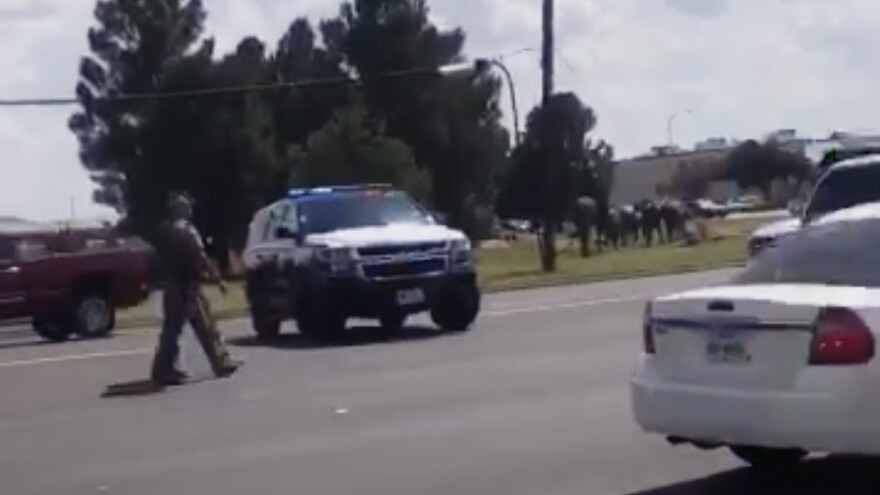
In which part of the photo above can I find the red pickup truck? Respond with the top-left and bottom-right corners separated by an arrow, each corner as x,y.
0,222 -> 153,342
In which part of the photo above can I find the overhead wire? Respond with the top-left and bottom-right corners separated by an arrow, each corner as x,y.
0,47 -> 540,108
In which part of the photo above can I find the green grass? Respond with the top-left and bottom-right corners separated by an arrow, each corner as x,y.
118,216 -> 768,328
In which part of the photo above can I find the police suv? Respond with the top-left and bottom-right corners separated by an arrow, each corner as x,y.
242,184 -> 481,342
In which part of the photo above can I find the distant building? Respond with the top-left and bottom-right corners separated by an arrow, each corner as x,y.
695,137 -> 730,151
611,148 -> 733,205
611,129 -> 880,206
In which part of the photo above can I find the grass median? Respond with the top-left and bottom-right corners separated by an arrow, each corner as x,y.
118,215 -> 770,328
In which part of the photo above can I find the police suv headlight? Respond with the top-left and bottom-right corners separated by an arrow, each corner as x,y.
450,238 -> 471,251
316,247 -> 353,263
450,238 -> 473,266
315,247 -> 355,273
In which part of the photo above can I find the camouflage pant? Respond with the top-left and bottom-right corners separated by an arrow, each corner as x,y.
151,282 -> 233,381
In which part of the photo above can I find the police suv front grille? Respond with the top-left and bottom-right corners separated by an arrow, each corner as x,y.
362,258 -> 446,280
357,242 -> 447,257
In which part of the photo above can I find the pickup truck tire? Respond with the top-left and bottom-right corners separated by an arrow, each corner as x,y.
32,315 -> 73,343
431,283 -> 481,333
72,295 -> 116,339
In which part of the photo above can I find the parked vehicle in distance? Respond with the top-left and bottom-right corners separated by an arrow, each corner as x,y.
746,153 -> 880,258
724,196 -> 764,215
242,184 -> 481,342
632,202 -> 880,469
686,198 -> 728,219
0,222 -> 153,342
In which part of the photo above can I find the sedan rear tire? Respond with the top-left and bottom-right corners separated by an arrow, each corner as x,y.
730,446 -> 807,469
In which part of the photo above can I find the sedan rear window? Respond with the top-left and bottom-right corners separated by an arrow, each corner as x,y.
733,218 -> 880,288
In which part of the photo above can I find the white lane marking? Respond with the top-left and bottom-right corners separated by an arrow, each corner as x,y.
0,349 -> 150,369
0,294 -> 649,369
482,294 -> 647,317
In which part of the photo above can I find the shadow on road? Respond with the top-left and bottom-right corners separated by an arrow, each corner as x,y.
0,338 -> 57,352
627,456 -> 880,495
229,324 -> 454,350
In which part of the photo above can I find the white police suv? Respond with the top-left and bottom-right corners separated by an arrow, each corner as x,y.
241,184 -> 480,342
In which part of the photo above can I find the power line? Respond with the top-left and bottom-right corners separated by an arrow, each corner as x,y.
0,47 -> 540,108
0,67 -> 442,107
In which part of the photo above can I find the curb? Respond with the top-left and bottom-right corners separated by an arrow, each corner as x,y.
114,260 -> 746,330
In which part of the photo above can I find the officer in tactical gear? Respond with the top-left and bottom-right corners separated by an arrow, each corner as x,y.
151,193 -> 242,386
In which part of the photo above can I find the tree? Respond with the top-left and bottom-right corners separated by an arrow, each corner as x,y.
269,18 -> 351,162
418,74 -> 509,236
296,105 -> 430,199
331,0 -> 507,232
69,0 -> 208,218
581,138 -> 615,211
498,92 -> 597,272
131,36 -> 283,272
725,140 -> 812,198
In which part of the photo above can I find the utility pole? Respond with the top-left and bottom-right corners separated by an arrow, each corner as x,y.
539,0 -> 557,272
542,0 -> 555,104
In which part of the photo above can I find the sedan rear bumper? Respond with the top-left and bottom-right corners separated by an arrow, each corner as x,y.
631,356 -> 880,455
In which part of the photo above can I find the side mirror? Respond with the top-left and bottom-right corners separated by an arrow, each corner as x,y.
275,226 -> 296,239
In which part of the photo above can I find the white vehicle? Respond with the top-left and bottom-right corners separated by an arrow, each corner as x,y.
632,202 -> 880,468
747,153 -> 880,258
242,184 -> 480,342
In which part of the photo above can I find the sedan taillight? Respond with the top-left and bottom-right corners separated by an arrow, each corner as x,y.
809,307 -> 875,366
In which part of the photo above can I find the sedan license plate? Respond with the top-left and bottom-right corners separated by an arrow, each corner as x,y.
706,333 -> 750,364
396,288 -> 425,306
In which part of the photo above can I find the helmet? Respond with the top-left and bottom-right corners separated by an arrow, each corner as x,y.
168,192 -> 194,221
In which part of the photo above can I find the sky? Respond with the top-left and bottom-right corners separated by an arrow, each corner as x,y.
1,0 -> 880,221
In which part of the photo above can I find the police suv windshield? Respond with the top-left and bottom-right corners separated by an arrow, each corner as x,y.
297,191 -> 434,234
732,218 -> 880,288
805,162 -> 880,222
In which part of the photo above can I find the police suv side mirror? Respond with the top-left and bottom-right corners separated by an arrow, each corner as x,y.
432,212 -> 449,225
275,226 -> 296,239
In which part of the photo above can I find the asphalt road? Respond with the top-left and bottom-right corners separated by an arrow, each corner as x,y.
0,268 -> 873,495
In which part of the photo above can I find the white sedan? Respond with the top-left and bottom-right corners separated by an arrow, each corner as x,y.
631,202 -> 880,469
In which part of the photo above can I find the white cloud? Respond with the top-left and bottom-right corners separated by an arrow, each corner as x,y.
2,0 -> 880,220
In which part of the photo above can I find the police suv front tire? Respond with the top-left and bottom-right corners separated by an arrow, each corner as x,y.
378,314 -> 407,338
430,282 -> 481,332
296,297 -> 346,342
252,314 -> 282,342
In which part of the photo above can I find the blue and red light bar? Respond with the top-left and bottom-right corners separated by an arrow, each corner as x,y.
286,184 -> 393,199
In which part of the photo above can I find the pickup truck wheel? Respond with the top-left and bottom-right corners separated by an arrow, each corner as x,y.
73,295 -> 116,339
431,282 -> 481,333
32,316 -> 73,343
